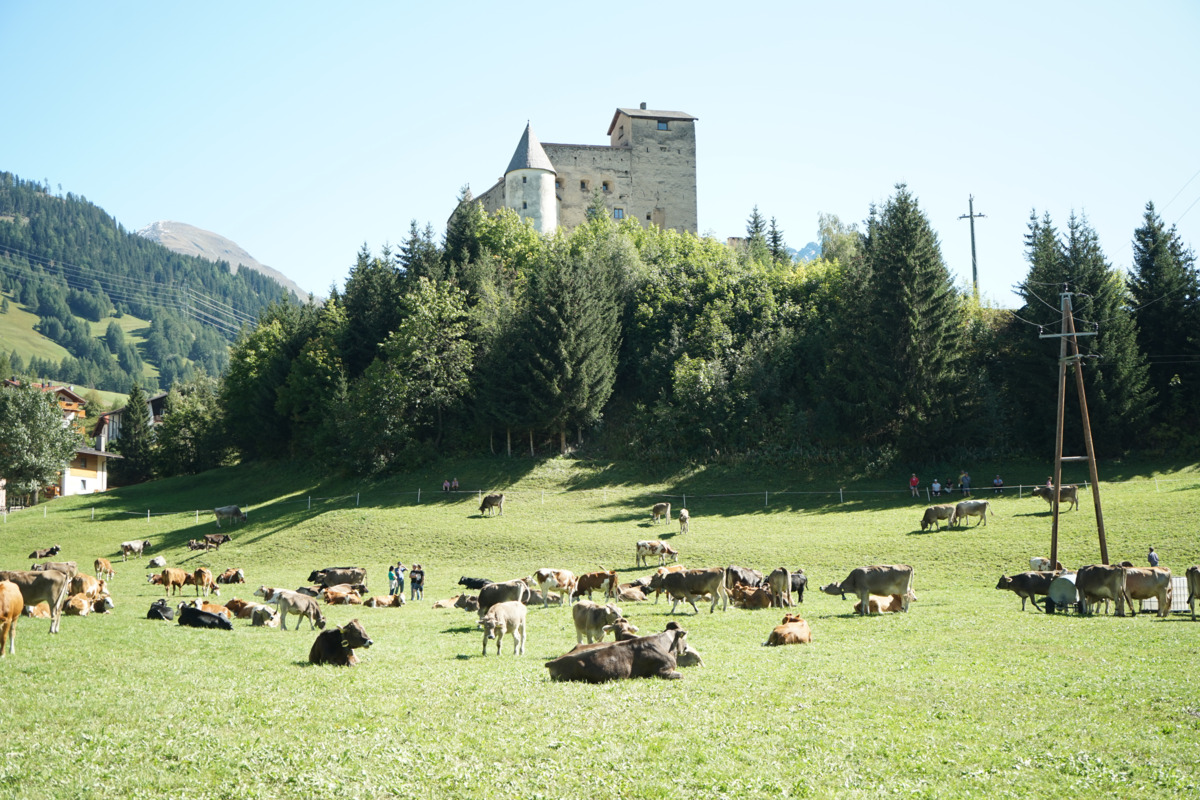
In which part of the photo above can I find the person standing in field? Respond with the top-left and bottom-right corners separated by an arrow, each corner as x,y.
1148,547 -> 1159,567
388,564 -> 398,596
395,562 -> 407,597
909,474 -> 920,497
959,471 -> 971,496
410,564 -> 425,601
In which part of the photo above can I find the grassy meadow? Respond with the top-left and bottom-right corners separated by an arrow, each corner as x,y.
1,457 -> 1198,799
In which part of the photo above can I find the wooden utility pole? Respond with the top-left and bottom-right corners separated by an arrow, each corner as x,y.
1041,288 -> 1108,567
958,195 -> 985,299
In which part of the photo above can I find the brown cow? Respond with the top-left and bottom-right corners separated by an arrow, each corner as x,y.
764,613 -> 812,646
661,567 -> 729,615
852,594 -> 912,614
767,568 -> 792,608
309,619 -> 373,666
1188,566 -> 1200,621
33,561 -> 78,579
94,558 -> 115,581
479,493 -> 505,516
364,595 -> 404,608
431,595 -> 461,609
821,565 -> 916,616
1,581 -> 22,655
216,568 -> 245,584
0,570 -> 72,634
178,600 -> 232,619
193,568 -> 219,597
572,599 -> 624,644
27,546 -> 61,559
545,624 -> 688,682
68,575 -> 108,601
323,589 -> 363,605
730,583 -> 774,609
920,505 -> 956,532
1031,484 -> 1079,511
996,572 -> 1057,611
1076,564 -> 1128,616
1124,567 -> 1172,618
526,569 -> 576,609
479,600 -> 527,656
651,502 -> 671,524
254,586 -> 326,631
161,568 -> 189,597
573,570 -> 619,601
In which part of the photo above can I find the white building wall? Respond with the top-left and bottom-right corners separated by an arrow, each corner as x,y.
505,169 -> 557,234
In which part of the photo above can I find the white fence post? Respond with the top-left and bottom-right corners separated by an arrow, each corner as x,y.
195,510 -> 198,523
356,493 -> 360,507
417,488 -> 421,503
307,496 -> 311,510
146,509 -> 150,522
764,491 -> 767,507
92,507 -> 95,521
839,488 -> 844,504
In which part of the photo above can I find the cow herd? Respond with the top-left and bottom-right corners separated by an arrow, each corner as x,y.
996,560 -> 1196,618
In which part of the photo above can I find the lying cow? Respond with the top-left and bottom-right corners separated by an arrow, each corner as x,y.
1,581 -> 22,656
27,545 -> 61,560
453,594 -> 480,613
1124,567 -> 1172,618
1189,566 -> 1200,621
730,583 -> 774,609
121,540 -> 151,561
216,568 -> 245,585
920,504 -> 956,532
572,599 -> 624,644
636,540 -> 679,568
365,595 -> 404,608
68,575 -> 108,602
308,567 -> 368,590
545,624 -> 688,682
651,502 -> 671,524
764,613 -> 812,646
309,619 -> 374,666
458,576 -> 493,591
615,584 -> 648,602
178,600 -> 231,619
1030,557 -> 1065,572
147,598 -> 175,621
213,505 -> 247,527
559,618 -> 642,656
1031,484 -> 1079,511
252,606 -> 279,627
852,594 -> 913,614
177,605 -> 233,630
186,540 -> 208,551
479,600 -> 527,656
0,569 -> 71,634
821,565 -> 915,616
33,561 -> 77,579
323,589 -> 363,605
951,500 -> 990,527
479,493 -> 505,516
996,572 -> 1057,611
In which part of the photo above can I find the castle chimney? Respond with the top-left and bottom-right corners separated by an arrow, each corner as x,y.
640,102 -> 647,109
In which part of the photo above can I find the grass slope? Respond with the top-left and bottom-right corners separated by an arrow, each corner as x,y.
1,458 -> 1198,799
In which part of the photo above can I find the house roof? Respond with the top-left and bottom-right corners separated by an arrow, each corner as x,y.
3,379 -> 88,404
77,446 -> 121,459
505,123 -> 556,175
607,107 -> 698,135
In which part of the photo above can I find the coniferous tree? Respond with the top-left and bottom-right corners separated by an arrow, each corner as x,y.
445,185 -> 485,267
767,217 -> 788,266
399,220 -> 445,283
340,244 -> 403,378
745,206 -> 769,265
112,382 -> 155,484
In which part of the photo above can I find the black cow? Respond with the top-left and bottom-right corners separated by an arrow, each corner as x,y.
147,598 -> 175,621
309,619 -> 374,666
204,533 -> 232,551
791,569 -> 808,603
725,565 -> 764,589
458,576 -> 494,591
27,546 -> 61,559
545,623 -> 688,683
177,605 -> 233,630
995,571 -> 1057,611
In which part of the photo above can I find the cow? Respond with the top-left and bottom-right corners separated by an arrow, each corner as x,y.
1188,566 -> 1200,621
193,567 -> 219,597
852,594 -> 913,614
662,567 -> 729,615
309,619 -> 374,666
452,594 -> 480,613
678,508 -> 690,534
0,569 -> 72,634
573,570 -> 619,601
160,568 -> 188,596
676,643 -> 705,667
764,613 -> 813,646
995,572 -> 1057,611
203,533 -> 233,551
559,618 -> 643,656
225,598 -> 253,617
94,558 -> 115,581
545,624 -> 689,683
1124,567 -> 1172,618
216,568 -> 245,585
730,583 -> 774,609
615,584 -> 648,602
458,576 -> 493,591
121,540 -> 151,561
255,586 -> 327,631
1031,484 -> 1079,511
651,502 -> 671,524
146,598 -> 175,621
27,545 -> 61,559
365,594 -> 404,608
767,568 -> 792,608
177,606 -> 233,630
181,600 -> 231,619
1,581 -> 22,656
920,504 -> 956,532
251,606 -> 279,627
213,505 -> 247,528
647,565 -> 689,603
307,567 -> 368,590
791,570 -> 808,604
636,540 -> 679,568
1030,557 -> 1065,572
33,561 -> 77,579
68,575 -> 108,601
572,599 -> 624,644
951,500 -> 990,527
478,579 -> 531,613
148,556 -> 167,568
479,600 -> 527,656
23,602 -> 51,618
479,493 -> 505,516
432,596 -> 462,610
323,589 -> 363,605
186,540 -> 208,551
1076,564 -> 1129,617
725,566 -> 764,589
526,569 -> 576,609
820,565 -> 916,616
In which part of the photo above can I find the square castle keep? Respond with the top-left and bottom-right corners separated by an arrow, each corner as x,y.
466,104 -> 698,235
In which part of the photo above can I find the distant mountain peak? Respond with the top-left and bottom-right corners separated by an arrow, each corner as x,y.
136,221 -> 311,301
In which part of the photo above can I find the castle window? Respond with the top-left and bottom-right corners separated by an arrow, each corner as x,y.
522,176 -> 527,183
522,201 -> 527,209
646,213 -> 652,221
613,208 -> 625,220
657,120 -> 669,130
602,181 -> 612,193
555,179 -> 562,190
580,179 -> 589,191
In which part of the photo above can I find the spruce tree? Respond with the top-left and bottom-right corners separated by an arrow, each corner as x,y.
112,382 -> 155,484
767,217 -> 789,266
399,220 -> 445,283
445,185 -> 486,267
745,206 -> 769,265
340,244 -> 404,378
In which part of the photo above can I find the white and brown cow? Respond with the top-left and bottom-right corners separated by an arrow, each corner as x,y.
636,540 -> 679,568
526,569 -> 576,609
94,558 -> 115,581
68,574 -> 108,602
573,570 -> 619,601
821,565 -> 915,616
1124,567 -> 1172,618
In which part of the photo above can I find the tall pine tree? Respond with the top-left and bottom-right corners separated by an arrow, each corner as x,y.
112,382 -> 155,485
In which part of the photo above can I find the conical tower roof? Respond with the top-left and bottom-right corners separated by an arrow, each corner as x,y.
505,123 -> 556,175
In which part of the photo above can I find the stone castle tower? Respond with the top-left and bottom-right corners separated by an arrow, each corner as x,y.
469,104 -> 698,234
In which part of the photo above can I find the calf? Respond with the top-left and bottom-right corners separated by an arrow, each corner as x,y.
0,569 -> 72,634
432,596 -> 461,610
323,589 -> 363,605
121,540 -> 151,561
193,568 -> 219,597
28,545 -> 61,559
254,586 -> 326,631
764,614 -> 812,646
479,600 -> 527,656
545,625 -> 688,683
678,508 -> 690,534
651,502 -> 671,524
730,583 -> 774,609
615,584 -> 648,602
853,594 -> 913,614
479,493 -> 505,516
309,619 -> 374,666
572,600 -> 624,644
251,605 -> 279,627
1,581 -> 22,656
573,570 -> 618,601
177,606 -> 233,630
94,558 -> 115,581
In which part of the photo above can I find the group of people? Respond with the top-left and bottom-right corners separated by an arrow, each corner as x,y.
442,478 -> 459,492
387,562 -> 425,600
910,471 -> 1007,498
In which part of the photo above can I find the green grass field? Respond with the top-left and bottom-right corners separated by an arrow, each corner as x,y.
2,458 -> 1198,799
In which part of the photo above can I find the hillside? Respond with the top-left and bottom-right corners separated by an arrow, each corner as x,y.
137,220 -> 311,302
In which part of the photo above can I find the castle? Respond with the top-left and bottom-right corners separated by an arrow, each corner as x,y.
467,104 -> 698,235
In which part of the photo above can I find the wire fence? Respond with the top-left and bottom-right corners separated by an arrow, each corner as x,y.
4,475 -> 1198,525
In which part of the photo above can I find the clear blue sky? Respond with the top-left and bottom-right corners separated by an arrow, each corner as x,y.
3,2 -> 1198,306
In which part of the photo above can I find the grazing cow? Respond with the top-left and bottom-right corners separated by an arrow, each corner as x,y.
767,568 -> 792,608
636,540 -> 679,568
186,540 -> 207,551
309,619 -> 374,666
526,569 -> 576,609
662,568 -> 729,615
1030,557 -> 1065,572
28,545 -> 61,559
307,567 -> 368,590
545,624 -> 689,683
216,568 -> 245,585
147,598 -> 175,621
178,606 -> 233,630
203,533 -> 233,551
121,540 -> 151,561
148,556 -> 167,568
452,594 -> 480,613
479,600 -> 527,656
995,572 -> 1057,611
651,502 -> 671,524
213,505 -> 247,528
1185,566 -> 1200,621
1031,484 -> 1079,511
33,561 -> 78,579
458,576 -> 493,591
255,586 -> 327,631
160,568 -> 188,596
1076,564 -> 1129,617
1124,567 -> 1172,618
573,570 -> 619,601
94,558 -> 115,581
193,568 -> 219,597
0,569 -> 72,634
820,565 -> 916,616
477,579 -> 531,613
951,500 -> 990,527
68,575 -> 107,601
479,493 -> 505,516
852,594 -> 913,614
764,614 -> 813,646
730,583 -> 774,609
678,508 -> 690,534
725,566 -> 764,589
1,581 -> 22,656
920,505 -> 956,532
791,570 -> 808,603
365,594 -> 404,608
572,600 -> 624,644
